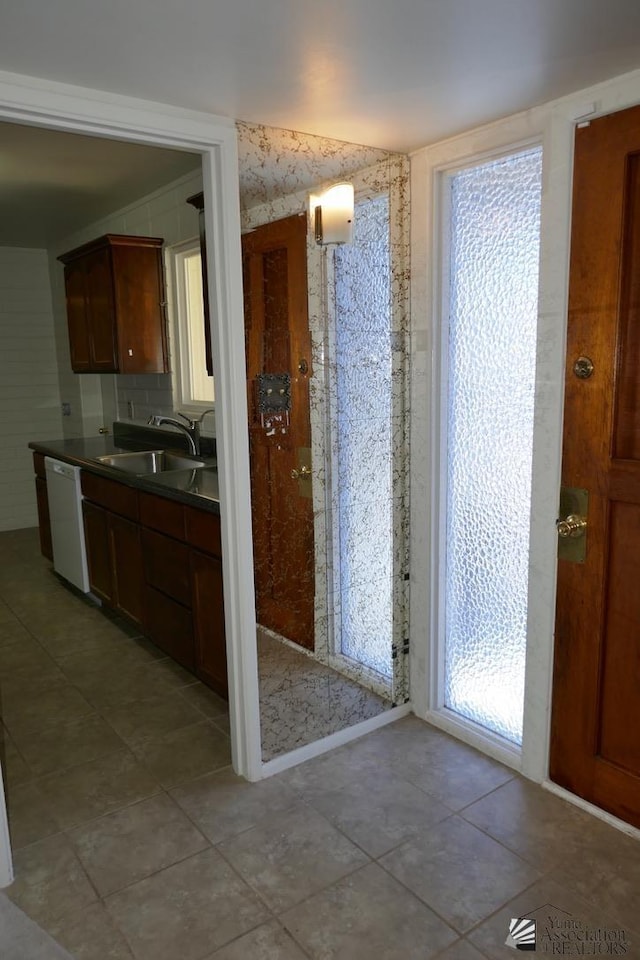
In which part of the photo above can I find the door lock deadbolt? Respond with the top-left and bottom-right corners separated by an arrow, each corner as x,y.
573,356 -> 594,379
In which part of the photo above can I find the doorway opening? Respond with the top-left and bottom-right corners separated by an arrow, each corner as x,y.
241,152 -> 411,762
439,146 -> 542,746
0,80 -> 255,900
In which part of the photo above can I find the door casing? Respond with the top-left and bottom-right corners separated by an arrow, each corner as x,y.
410,70 -> 640,805
0,67 -> 259,887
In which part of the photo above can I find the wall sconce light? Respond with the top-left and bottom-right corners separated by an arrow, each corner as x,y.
310,182 -> 354,245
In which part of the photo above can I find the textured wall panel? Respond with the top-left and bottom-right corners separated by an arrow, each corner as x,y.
334,196 -> 393,678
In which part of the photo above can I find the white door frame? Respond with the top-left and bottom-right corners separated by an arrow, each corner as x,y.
428,137 -> 544,774
409,67 -> 640,793
0,69 -> 262,886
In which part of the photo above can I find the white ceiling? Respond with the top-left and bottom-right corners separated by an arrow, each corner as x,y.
0,124 -> 201,247
1,0 -> 640,153
0,120 -> 396,248
3,0 -> 640,247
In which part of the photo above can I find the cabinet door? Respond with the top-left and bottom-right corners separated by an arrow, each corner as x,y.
35,477 -> 53,562
64,261 -> 91,372
111,244 -> 168,374
142,528 -> 191,605
145,586 -> 195,669
110,514 -> 145,627
191,549 -> 227,698
83,501 -> 113,603
84,248 -> 118,371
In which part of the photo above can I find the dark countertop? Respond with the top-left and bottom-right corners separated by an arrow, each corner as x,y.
29,435 -> 221,514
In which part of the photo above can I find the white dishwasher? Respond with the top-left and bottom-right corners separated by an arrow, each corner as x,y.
44,457 -> 90,593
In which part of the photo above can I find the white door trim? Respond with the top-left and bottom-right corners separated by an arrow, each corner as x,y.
0,68 -> 262,883
409,67 -> 640,793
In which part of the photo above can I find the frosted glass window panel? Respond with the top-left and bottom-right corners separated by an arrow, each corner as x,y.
444,148 -> 542,744
334,195 -> 393,678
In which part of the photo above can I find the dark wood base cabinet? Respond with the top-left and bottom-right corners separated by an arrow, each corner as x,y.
82,500 -> 112,604
142,527 -> 194,668
33,453 -> 53,562
145,587 -> 195,669
110,514 -> 145,625
80,473 -> 227,698
81,473 -> 145,627
139,491 -> 227,698
191,550 -> 227,696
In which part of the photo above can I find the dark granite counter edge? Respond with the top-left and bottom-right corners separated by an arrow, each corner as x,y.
29,438 -> 221,515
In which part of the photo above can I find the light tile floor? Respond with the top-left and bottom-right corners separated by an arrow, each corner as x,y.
1,529 -> 640,959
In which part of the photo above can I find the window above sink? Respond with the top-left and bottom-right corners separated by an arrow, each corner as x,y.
167,239 -> 215,419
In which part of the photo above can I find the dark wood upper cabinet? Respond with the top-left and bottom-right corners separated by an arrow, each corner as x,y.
186,192 -> 213,377
58,234 -> 169,375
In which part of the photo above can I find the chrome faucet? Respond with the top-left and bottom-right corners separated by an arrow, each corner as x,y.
147,409 -> 214,457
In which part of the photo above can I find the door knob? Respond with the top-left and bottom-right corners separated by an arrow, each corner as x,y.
291,465 -> 312,480
556,514 -> 587,538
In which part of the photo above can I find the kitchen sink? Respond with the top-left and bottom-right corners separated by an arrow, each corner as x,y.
93,450 -> 206,475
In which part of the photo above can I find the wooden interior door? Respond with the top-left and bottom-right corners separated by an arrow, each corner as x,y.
550,104 -> 640,828
242,214 -> 315,649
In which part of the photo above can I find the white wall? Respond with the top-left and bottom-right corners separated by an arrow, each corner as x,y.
0,247 -> 62,530
48,168 -> 203,437
410,67 -> 640,784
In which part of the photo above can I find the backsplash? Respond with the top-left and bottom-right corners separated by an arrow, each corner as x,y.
112,420 -> 216,457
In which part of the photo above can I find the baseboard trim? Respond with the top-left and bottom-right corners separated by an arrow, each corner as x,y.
422,708 -> 523,773
257,702 -> 412,779
543,780 -> 640,841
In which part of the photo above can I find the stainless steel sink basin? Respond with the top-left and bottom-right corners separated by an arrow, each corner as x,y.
93,450 -> 206,475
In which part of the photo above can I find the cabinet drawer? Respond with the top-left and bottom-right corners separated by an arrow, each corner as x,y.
145,587 -> 194,669
139,491 -> 185,540
81,471 -> 139,520
185,506 -> 221,557
142,528 -> 191,606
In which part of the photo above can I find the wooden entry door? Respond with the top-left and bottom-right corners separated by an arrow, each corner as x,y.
550,105 -> 640,828
242,214 -> 315,650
